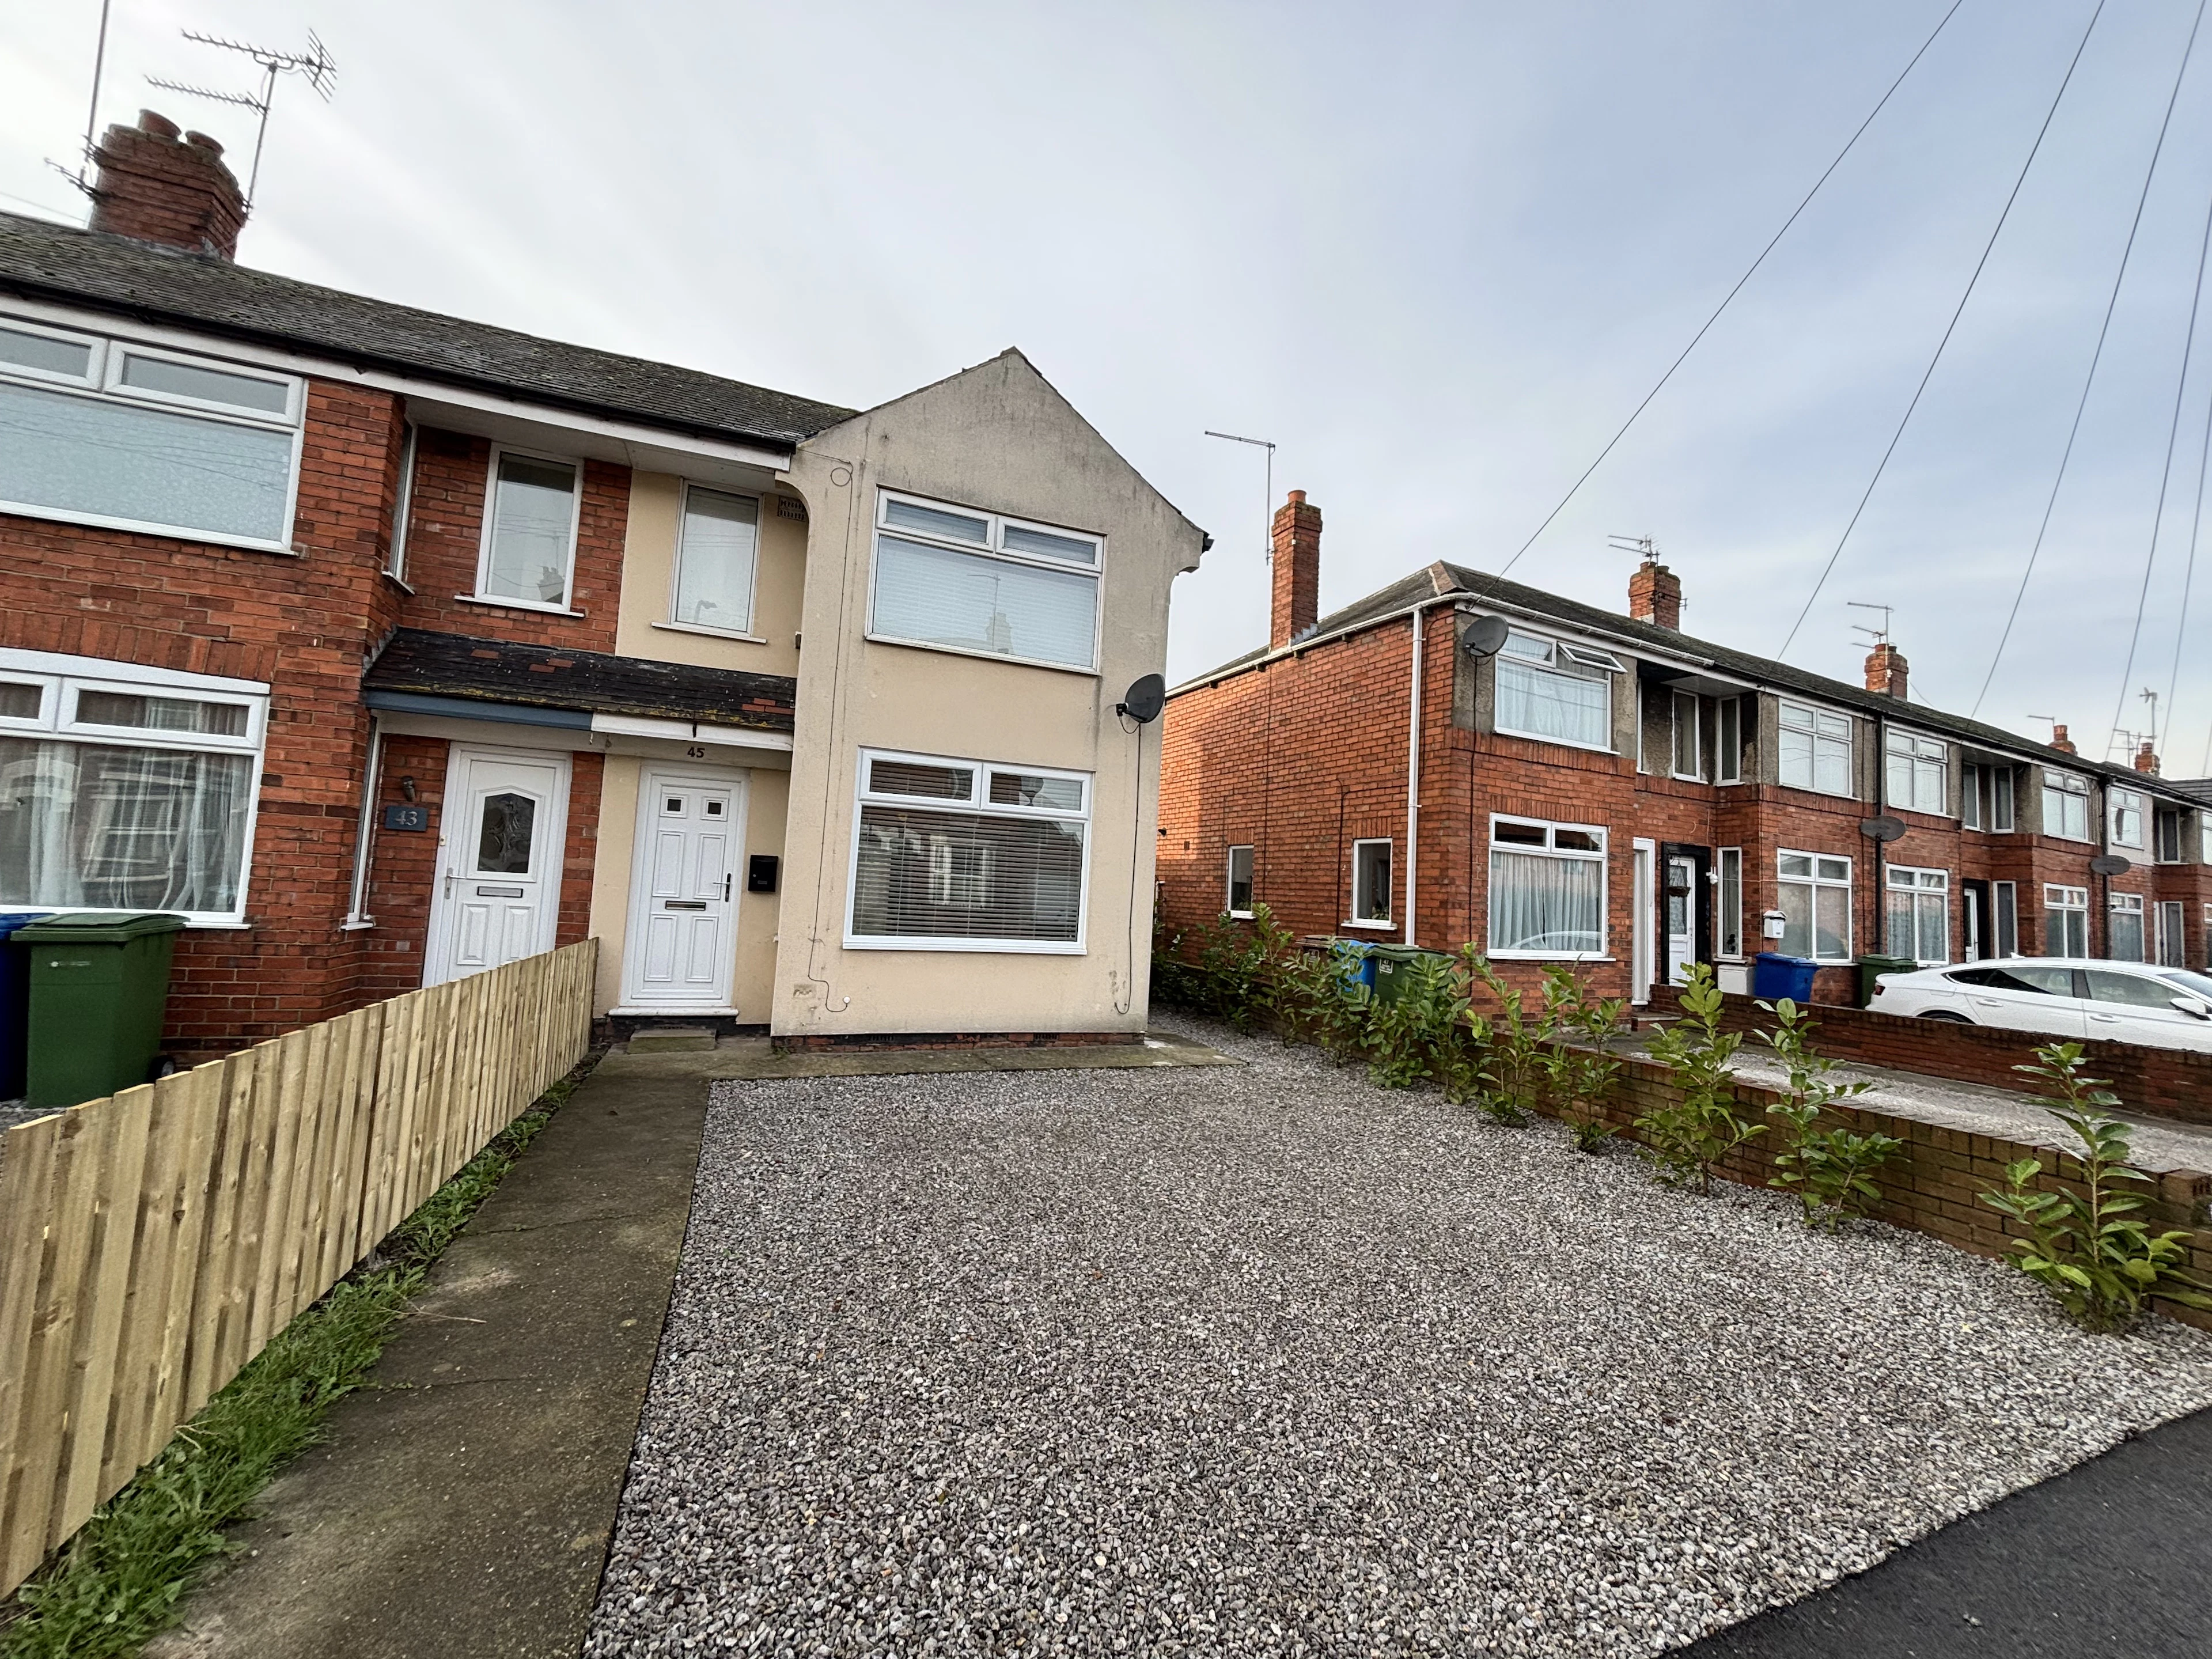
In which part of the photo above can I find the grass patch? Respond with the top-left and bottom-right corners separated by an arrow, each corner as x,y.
0,1055 -> 599,1659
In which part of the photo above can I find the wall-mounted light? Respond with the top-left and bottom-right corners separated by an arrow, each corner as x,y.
400,775 -> 418,802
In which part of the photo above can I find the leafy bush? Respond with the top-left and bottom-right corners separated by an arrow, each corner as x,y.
1363,949 -> 1484,1096
1469,958 -> 1546,1124
1978,1044 -> 2212,1334
1637,964 -> 1762,1192
1153,905 -> 1300,1031
1759,997 -> 1897,1230
1537,965 -> 1628,1153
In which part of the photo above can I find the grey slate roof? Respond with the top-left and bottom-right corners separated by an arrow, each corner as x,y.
0,211 -> 855,448
1177,558 -> 2200,801
363,630 -> 796,732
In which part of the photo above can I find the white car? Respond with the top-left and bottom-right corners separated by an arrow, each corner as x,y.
1865,958 -> 2212,1053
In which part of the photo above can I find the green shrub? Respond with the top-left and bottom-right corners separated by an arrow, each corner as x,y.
1468,958 -> 1547,1124
1277,944 -> 1375,1060
1978,1044 -> 2212,1334
1637,965 -> 1762,1192
1758,997 -> 1897,1230
1364,950 -> 1482,1094
1538,965 -> 1628,1153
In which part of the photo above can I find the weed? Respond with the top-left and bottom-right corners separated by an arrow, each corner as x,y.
1758,998 -> 1897,1230
1978,1044 -> 2212,1334
1636,965 -> 1761,1193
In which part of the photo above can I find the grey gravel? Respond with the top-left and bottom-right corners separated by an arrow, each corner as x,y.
586,1016 -> 2212,1657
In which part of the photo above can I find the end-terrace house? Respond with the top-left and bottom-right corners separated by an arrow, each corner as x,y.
0,112 -> 1203,1059
1160,491 -> 2212,1006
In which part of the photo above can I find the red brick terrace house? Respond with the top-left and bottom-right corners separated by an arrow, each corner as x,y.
0,113 -> 1203,1063
1158,491 -> 2212,1009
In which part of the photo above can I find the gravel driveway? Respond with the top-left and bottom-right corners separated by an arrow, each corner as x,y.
586,1018 -> 2212,1657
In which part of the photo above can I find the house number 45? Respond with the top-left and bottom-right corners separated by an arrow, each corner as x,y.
685,745 -> 706,758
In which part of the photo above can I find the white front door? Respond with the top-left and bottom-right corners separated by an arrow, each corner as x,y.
620,768 -> 744,1010
1665,855 -> 1696,986
426,748 -> 570,986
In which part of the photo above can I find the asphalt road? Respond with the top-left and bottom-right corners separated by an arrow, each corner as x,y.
1684,1404 -> 2212,1658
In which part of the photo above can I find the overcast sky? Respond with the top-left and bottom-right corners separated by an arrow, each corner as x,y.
7,1 -> 2212,770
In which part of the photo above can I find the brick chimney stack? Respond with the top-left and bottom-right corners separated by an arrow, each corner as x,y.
1270,490 -> 1322,650
2134,740 -> 2160,775
1627,559 -> 1681,630
2051,723 -> 2077,755
1864,642 -> 1908,700
88,111 -> 248,260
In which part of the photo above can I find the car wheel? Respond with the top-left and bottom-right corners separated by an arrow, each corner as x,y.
1917,1010 -> 1971,1024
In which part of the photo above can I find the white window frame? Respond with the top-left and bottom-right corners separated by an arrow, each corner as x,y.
1777,700 -> 1855,798
1492,629 -> 1620,754
385,422 -> 417,581
843,746 -> 1092,954
1486,815 -> 1608,961
2108,891 -> 2147,963
1226,844 -> 1255,919
2042,770 -> 2091,842
1884,728 -> 1949,816
664,481 -> 764,640
2156,899 -> 2186,968
0,645 -> 270,927
1884,864 -> 1950,966
470,444 -> 586,613
2044,884 -> 2089,957
1717,846 -> 1744,959
2153,804 -> 2186,864
1715,696 -> 1743,785
1349,838 -> 1395,929
1994,880 -> 2019,958
0,311 -> 305,555
1671,691 -> 1702,780
1777,849 -> 1854,963
866,489 -> 1105,675
2108,786 -> 2146,851
2204,902 -> 2211,972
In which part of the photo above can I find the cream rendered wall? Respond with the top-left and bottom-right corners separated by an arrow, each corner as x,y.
615,471 -> 808,676
771,350 -> 1205,1037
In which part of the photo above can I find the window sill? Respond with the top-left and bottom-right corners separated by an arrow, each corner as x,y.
651,620 -> 768,645
1490,952 -> 1614,963
340,918 -> 377,931
453,594 -> 586,619
1777,783 -> 1862,802
0,496 -> 298,556
1341,919 -> 1396,932
1227,910 -> 1255,921
381,570 -> 415,595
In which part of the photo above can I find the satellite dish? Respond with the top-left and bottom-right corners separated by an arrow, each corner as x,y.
1117,673 -> 1166,724
1859,815 -> 1907,843
2090,854 -> 2132,877
1461,615 -> 1510,657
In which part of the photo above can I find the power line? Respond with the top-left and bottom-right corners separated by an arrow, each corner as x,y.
1973,0 -> 2204,717
1494,0 -> 1971,579
1780,0 -> 2110,661
2179,350 -> 2212,767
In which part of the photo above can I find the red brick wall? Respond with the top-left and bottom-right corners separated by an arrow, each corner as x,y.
559,752 -> 604,947
355,734 -> 449,1003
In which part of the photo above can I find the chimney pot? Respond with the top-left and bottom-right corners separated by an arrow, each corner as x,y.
88,109 -> 248,260
138,109 -> 180,139
1269,490 -> 1323,651
2051,722 -> 2077,755
1864,642 -> 1909,701
1627,559 -> 1682,630
183,131 -> 224,156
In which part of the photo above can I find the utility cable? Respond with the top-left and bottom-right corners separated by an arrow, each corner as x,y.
2101,0 -> 2209,756
1781,0 -> 2109,661
2171,334 -> 2212,772
1973,0 -> 2203,715
1494,0 -> 1971,578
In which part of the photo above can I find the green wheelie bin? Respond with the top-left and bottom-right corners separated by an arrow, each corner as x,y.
1368,944 -> 1456,1006
20,912 -> 187,1109
1855,953 -> 1918,1009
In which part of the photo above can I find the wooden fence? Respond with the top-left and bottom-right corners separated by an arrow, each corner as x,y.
0,940 -> 597,1596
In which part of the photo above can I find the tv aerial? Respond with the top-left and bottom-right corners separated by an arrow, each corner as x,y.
146,29 -> 338,204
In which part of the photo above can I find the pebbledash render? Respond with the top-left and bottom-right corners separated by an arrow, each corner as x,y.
0,111 -> 1205,1060
1158,491 -> 2212,1009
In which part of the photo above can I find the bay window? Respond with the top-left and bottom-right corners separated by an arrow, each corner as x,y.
1884,729 -> 1947,815
1778,702 -> 1854,796
2041,771 -> 2090,841
1488,817 -> 1607,958
1494,631 -> 1620,751
0,315 -> 302,551
1777,851 -> 1852,961
1884,866 -> 1949,965
847,749 -> 1089,950
2044,885 -> 2088,956
0,650 -> 267,925
869,491 -> 1102,672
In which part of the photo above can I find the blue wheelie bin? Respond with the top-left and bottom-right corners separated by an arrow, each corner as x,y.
1752,951 -> 1818,1004
0,911 -> 50,1100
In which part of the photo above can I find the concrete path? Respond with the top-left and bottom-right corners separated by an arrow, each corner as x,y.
1684,1405 -> 2212,1658
146,1048 -> 709,1659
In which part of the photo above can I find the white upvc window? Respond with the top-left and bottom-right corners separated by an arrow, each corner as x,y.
1493,630 -> 1621,752
1715,696 -> 1743,784
2154,806 -> 2184,863
2156,899 -> 2186,968
0,647 -> 268,926
1717,846 -> 1744,958
1349,839 -> 1393,927
2203,816 -> 2212,865
2108,786 -> 2146,850
868,491 -> 1103,673
1777,850 -> 1853,962
2108,892 -> 2146,963
1885,729 -> 1948,815
1488,816 -> 1607,959
386,422 -> 416,580
1963,763 -> 2016,831
1226,844 -> 1255,918
2044,884 -> 2088,956
2042,770 -> 2090,842
1778,700 -> 1854,797
1671,691 -> 1701,779
846,748 -> 1090,952
670,484 -> 762,636
2204,902 -> 2211,971
1884,865 -> 1949,965
0,313 -> 304,552
475,446 -> 583,611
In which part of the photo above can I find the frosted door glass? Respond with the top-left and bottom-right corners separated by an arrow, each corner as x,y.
483,456 -> 577,604
675,489 -> 759,631
872,535 -> 1097,669
0,381 -> 292,541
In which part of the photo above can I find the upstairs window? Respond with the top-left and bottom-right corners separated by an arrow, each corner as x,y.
1963,763 -> 2015,831
2108,786 -> 2146,850
1885,729 -> 1948,815
0,315 -> 303,551
869,491 -> 1102,672
2042,771 -> 2090,842
1671,691 -> 1701,779
1778,702 -> 1854,797
2154,806 -> 2184,863
476,449 -> 581,609
1494,630 -> 1619,751
671,486 -> 760,635
1715,696 -> 1743,784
